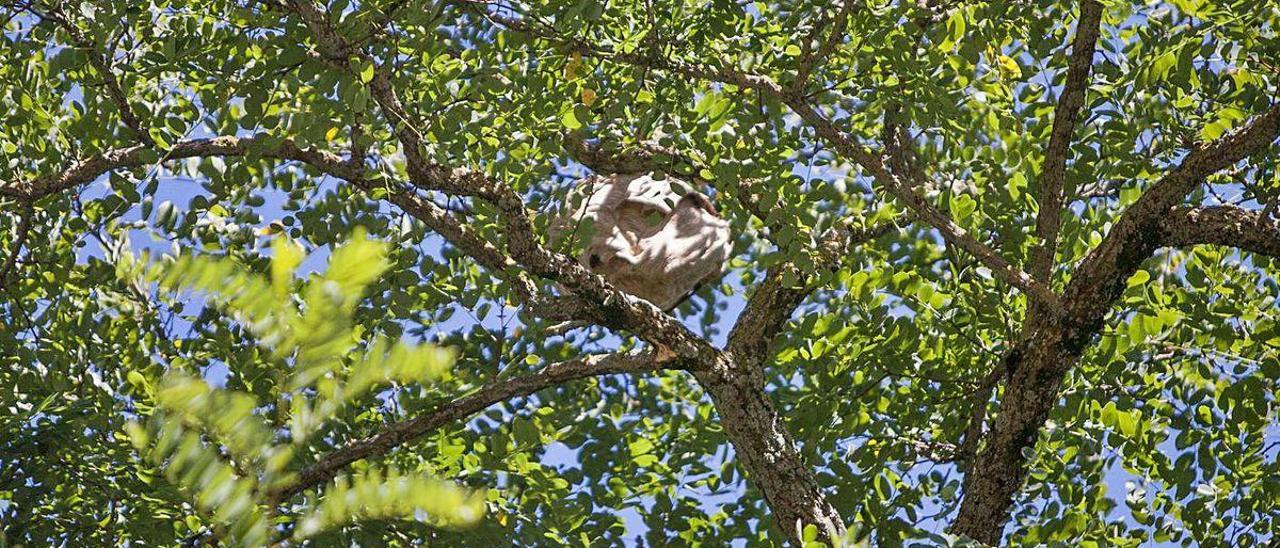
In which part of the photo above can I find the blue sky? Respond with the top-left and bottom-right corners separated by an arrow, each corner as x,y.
9,2 -> 1277,543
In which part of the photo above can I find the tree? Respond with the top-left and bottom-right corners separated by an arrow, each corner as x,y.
1,0 -> 1277,545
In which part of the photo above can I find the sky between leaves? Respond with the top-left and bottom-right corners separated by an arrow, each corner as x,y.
2,0 -> 1279,545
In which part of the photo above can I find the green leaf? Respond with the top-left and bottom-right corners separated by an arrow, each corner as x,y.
628,438 -> 654,457
1200,107 -> 1248,142
1127,270 -> 1151,288
939,9 -> 967,51
561,107 -> 582,129
514,418 -> 541,447
952,195 -> 977,223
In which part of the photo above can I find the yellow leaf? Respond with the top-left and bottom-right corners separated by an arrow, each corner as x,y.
997,55 -> 1021,79
581,88 -> 597,106
325,127 -> 340,142
564,53 -> 582,80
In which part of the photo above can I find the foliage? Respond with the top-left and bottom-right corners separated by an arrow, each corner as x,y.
116,232 -> 481,545
0,0 -> 1278,546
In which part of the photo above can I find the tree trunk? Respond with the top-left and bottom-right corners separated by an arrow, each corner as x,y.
951,322 -> 1073,544
695,363 -> 845,545
953,241 -> 1150,543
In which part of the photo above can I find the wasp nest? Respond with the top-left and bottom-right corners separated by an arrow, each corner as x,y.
552,173 -> 733,310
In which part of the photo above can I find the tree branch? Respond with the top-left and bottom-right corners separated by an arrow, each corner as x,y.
561,131 -> 689,175
728,220 -> 897,362
785,99 -> 1067,316
0,135 -> 360,200
38,4 -> 153,145
955,367 -> 1001,470
0,132 -> 706,359
0,131 -> 529,298
791,0 -> 855,94
284,0 -> 718,360
1064,103 -> 1280,324
0,201 -> 34,289
881,104 -> 921,181
541,127 -> 858,543
1027,0 -> 1104,284
267,351 -> 679,504
694,362 -> 846,544
564,129 -> 902,371
1158,205 -> 1280,257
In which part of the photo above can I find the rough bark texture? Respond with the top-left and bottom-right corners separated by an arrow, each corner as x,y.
695,363 -> 845,544
1158,205 -> 1280,257
718,276 -> 842,544
1027,0 -> 1104,284
951,202 -> 1280,543
707,221 -> 895,545
951,321 -> 1074,544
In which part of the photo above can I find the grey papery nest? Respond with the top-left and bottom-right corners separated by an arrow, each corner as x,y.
551,173 -> 733,310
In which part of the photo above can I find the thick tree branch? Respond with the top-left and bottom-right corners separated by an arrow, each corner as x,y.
565,131 -> 901,370
1065,103 -> 1280,324
1027,0 -> 1103,284
694,362 -> 846,544
267,351 -> 678,504
727,266 -> 809,362
555,130 -> 853,543
1158,205 -> 1280,257
565,131 -> 903,363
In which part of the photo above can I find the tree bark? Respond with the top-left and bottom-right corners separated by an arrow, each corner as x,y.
1027,0 -> 1104,283
951,320 -> 1075,544
696,362 -> 845,545
1158,206 -> 1280,257
953,219 -> 1163,543
952,201 -> 1280,543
